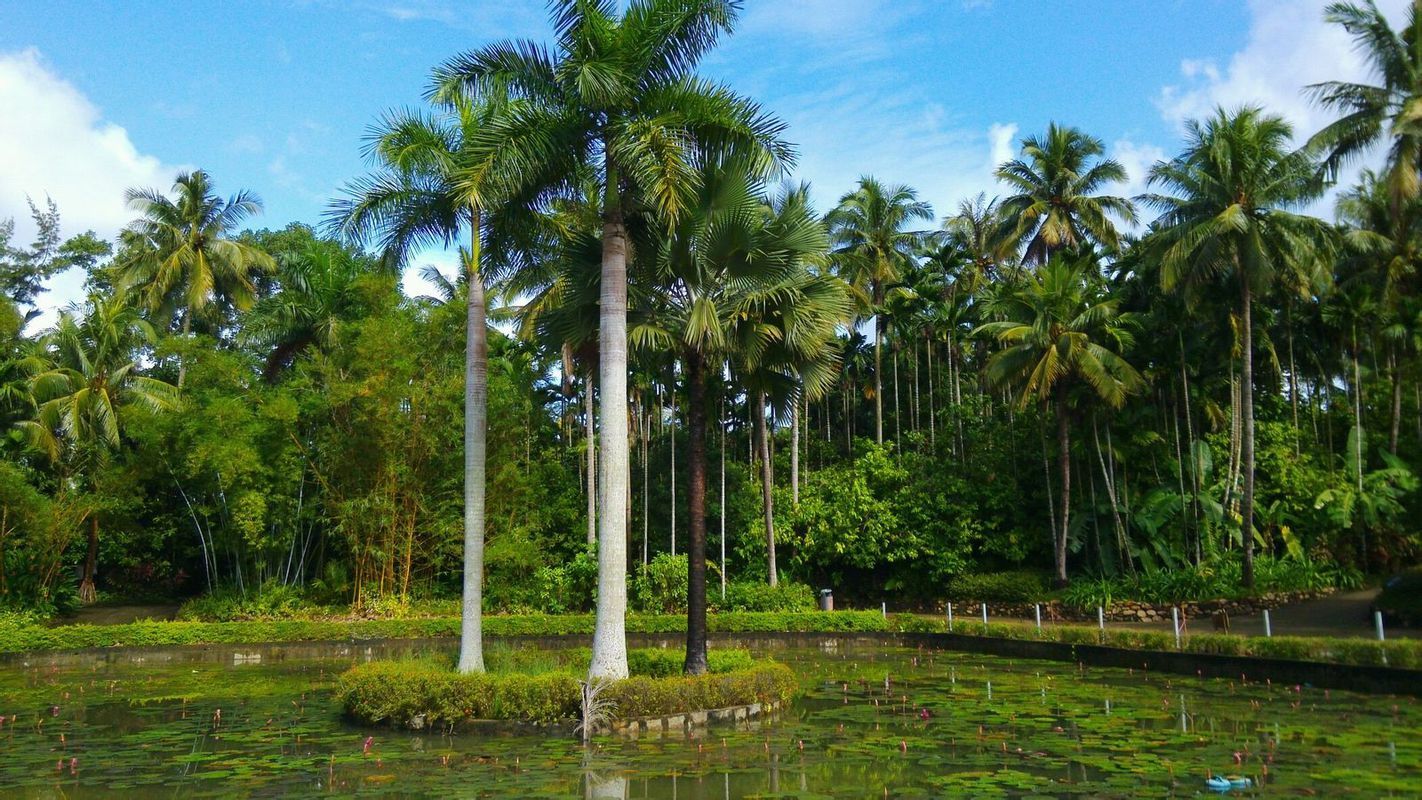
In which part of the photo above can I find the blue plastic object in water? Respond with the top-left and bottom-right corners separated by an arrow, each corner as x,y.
1206,776 -> 1233,792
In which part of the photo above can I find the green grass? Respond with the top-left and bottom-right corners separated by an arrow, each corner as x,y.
0,610 -> 888,654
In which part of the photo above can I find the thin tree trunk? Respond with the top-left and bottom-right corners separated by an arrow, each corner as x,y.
589,170 -> 630,681
892,347 -> 901,449
1287,304 -> 1300,455
1389,348 -> 1402,455
79,514 -> 99,605
643,405 -> 650,566
1055,388 -> 1071,587
457,216 -> 488,673
586,378 -> 596,546
670,393 -> 677,556
177,313 -> 191,390
927,336 -> 936,449
1239,280 -> 1256,589
684,351 -> 709,675
755,392 -> 778,586
874,297 -> 884,445
719,394 -> 727,599
791,390 -> 800,506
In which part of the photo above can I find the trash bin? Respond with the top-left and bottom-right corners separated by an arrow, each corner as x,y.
818,589 -> 833,612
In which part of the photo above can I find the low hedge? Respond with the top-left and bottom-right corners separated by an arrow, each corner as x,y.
336,658 -> 798,728
890,614 -> 1422,668
0,610 -> 887,654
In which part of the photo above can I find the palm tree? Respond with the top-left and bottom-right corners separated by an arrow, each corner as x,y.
977,257 -> 1143,585
995,124 -> 1137,264
19,293 -> 178,603
635,169 -> 838,672
433,0 -> 793,680
827,178 -> 933,446
1309,0 -> 1422,211
243,240 -> 379,380
330,93 -> 507,674
1141,106 -> 1331,588
118,170 -> 274,386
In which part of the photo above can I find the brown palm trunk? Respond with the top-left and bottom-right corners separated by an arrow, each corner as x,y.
80,514 -> 99,604
1239,279 -> 1256,589
1055,388 -> 1071,588
1389,348 -> 1402,455
683,350 -> 709,675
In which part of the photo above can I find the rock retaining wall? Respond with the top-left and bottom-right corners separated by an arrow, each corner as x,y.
603,700 -> 779,738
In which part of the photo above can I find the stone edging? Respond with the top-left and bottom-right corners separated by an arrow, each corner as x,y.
602,700 -> 780,738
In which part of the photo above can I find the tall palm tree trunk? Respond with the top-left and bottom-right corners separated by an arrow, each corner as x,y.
79,514 -> 99,604
458,221 -> 487,674
874,306 -> 884,445
590,176 -> 630,681
683,350 -> 709,675
1239,280 -> 1257,589
1389,348 -> 1402,455
586,379 -> 596,546
791,391 -> 800,505
1055,388 -> 1071,587
176,313 -> 192,390
755,392 -> 778,586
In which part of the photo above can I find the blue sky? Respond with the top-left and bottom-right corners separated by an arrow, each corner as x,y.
0,0 -> 1403,319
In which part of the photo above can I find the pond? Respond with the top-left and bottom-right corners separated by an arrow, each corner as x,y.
0,634 -> 1418,797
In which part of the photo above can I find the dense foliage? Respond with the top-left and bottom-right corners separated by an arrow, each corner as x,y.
1,0 -> 1419,632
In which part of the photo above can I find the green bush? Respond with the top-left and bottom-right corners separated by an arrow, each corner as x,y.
633,553 -> 688,613
177,582 -> 325,621
710,581 -> 816,613
945,571 -> 1051,602
336,658 -> 797,728
625,648 -> 755,677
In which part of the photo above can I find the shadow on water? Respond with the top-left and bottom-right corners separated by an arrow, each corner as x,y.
0,634 -> 1418,797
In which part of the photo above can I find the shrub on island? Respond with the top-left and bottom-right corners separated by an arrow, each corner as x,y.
335,649 -> 797,729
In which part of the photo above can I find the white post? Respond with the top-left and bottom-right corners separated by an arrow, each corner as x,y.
946,602 -> 953,628
881,601 -> 887,620
1034,604 -> 1041,632
981,604 -> 988,630
1375,610 -> 1386,642
1263,609 -> 1272,638
1171,607 -> 1181,650
1097,605 -> 1105,632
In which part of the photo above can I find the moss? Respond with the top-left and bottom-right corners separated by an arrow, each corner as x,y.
335,655 -> 798,728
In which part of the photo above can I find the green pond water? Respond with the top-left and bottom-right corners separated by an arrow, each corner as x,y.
0,635 -> 1418,798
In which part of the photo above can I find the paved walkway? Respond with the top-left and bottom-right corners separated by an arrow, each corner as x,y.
1095,589 -> 1417,640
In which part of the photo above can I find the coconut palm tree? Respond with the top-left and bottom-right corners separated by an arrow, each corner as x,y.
1309,0 -> 1422,211
827,178 -> 933,446
433,0 -> 793,680
118,170 -> 274,386
1141,106 -> 1332,588
995,124 -> 1137,264
330,92 -> 508,674
977,257 -> 1143,585
19,293 -> 178,603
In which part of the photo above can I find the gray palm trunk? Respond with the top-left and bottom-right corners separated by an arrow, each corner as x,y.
1238,278 -> 1256,588
589,179 -> 630,680
458,227 -> 488,674
586,379 -> 596,546
755,392 -> 778,586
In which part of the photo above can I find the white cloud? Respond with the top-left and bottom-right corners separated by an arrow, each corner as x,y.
0,48 -> 183,324
1156,0 -> 1409,139
1108,139 -> 1167,229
